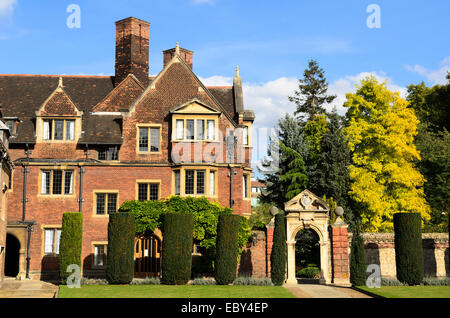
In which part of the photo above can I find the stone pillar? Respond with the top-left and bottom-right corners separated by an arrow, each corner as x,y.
286,241 -> 297,284
331,217 -> 351,286
265,219 -> 275,277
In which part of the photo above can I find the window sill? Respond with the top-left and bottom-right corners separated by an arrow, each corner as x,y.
37,194 -> 76,199
137,151 -> 162,155
171,140 -> 220,143
39,140 -> 77,143
92,214 -> 110,218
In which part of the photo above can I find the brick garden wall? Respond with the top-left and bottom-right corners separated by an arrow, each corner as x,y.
237,230 -> 267,278
349,233 -> 450,278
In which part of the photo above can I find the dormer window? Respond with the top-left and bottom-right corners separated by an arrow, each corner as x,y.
98,146 -> 119,161
7,121 -> 14,134
43,119 -> 75,141
173,117 -> 216,142
3,118 -> 18,136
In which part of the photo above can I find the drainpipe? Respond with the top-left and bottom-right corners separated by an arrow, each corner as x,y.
21,164 -> 29,222
24,221 -> 36,279
78,164 -> 84,213
20,145 -> 34,279
229,165 -> 235,208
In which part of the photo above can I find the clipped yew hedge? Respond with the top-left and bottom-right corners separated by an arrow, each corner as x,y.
59,212 -> 83,284
394,213 -> 424,285
350,229 -> 366,286
215,214 -> 240,285
270,211 -> 286,286
161,213 -> 193,285
106,213 -> 136,284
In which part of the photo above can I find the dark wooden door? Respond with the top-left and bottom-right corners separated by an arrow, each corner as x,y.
134,235 -> 161,278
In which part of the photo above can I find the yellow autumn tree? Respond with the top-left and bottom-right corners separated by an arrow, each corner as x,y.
344,76 -> 430,232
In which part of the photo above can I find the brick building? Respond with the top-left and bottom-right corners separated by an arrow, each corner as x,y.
0,118 -> 14,283
0,17 -> 254,280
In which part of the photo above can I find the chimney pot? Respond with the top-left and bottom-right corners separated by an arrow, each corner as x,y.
115,17 -> 150,87
163,45 -> 194,70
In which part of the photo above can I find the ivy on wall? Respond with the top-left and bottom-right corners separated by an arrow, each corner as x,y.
119,196 -> 251,262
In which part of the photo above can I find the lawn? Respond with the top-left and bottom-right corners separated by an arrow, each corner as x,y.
58,285 -> 296,298
357,286 -> 450,298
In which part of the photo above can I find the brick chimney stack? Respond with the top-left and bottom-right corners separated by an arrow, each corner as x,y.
163,44 -> 194,70
115,17 -> 150,87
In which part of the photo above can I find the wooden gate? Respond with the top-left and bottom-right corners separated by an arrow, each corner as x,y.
134,235 -> 161,278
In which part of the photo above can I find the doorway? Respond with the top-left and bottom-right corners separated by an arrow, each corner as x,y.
134,234 -> 161,278
5,234 -> 20,277
295,228 -> 321,283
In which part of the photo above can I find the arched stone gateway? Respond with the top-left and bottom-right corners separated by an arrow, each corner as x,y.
284,190 -> 331,284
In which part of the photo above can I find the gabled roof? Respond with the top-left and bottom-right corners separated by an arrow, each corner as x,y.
37,77 -> 82,117
92,74 -> 145,113
169,98 -> 221,114
0,75 -> 115,144
129,53 -> 238,127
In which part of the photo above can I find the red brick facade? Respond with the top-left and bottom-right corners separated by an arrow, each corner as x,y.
331,223 -> 350,284
1,17 -> 254,280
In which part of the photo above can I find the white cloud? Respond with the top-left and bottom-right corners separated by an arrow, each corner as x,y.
0,0 -> 17,18
199,75 -> 232,86
201,72 -> 406,172
405,56 -> 450,85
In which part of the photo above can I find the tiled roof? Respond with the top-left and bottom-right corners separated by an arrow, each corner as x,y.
0,69 -> 242,144
207,86 -> 236,121
0,75 -> 114,143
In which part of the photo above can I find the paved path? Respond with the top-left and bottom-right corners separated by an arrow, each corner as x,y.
0,277 -> 58,298
284,284 -> 371,298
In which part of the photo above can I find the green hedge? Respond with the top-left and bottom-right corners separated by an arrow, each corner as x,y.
349,229 -> 366,286
59,212 -> 83,284
393,213 -> 424,285
161,213 -> 193,285
215,214 -> 240,285
270,212 -> 286,286
119,197 -> 251,269
106,213 -> 136,284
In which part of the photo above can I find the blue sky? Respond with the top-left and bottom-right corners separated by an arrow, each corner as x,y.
1,0 -> 449,166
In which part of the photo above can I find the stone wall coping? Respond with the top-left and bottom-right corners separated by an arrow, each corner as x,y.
348,232 -> 449,244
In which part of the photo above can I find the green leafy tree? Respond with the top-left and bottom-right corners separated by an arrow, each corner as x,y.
249,203 -> 275,230
313,110 -> 354,227
59,212 -> 83,284
415,125 -> 450,232
407,78 -> 450,232
260,114 -> 309,208
119,196 -> 250,270
344,76 -> 430,232
407,74 -> 450,132
289,59 -> 336,121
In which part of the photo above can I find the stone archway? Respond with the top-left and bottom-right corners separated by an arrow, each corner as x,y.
284,190 -> 331,284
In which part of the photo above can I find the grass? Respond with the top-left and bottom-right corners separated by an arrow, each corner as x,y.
58,285 -> 296,298
357,286 -> 450,298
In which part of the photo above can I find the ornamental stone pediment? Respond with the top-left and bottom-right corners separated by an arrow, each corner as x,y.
284,189 -> 329,213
